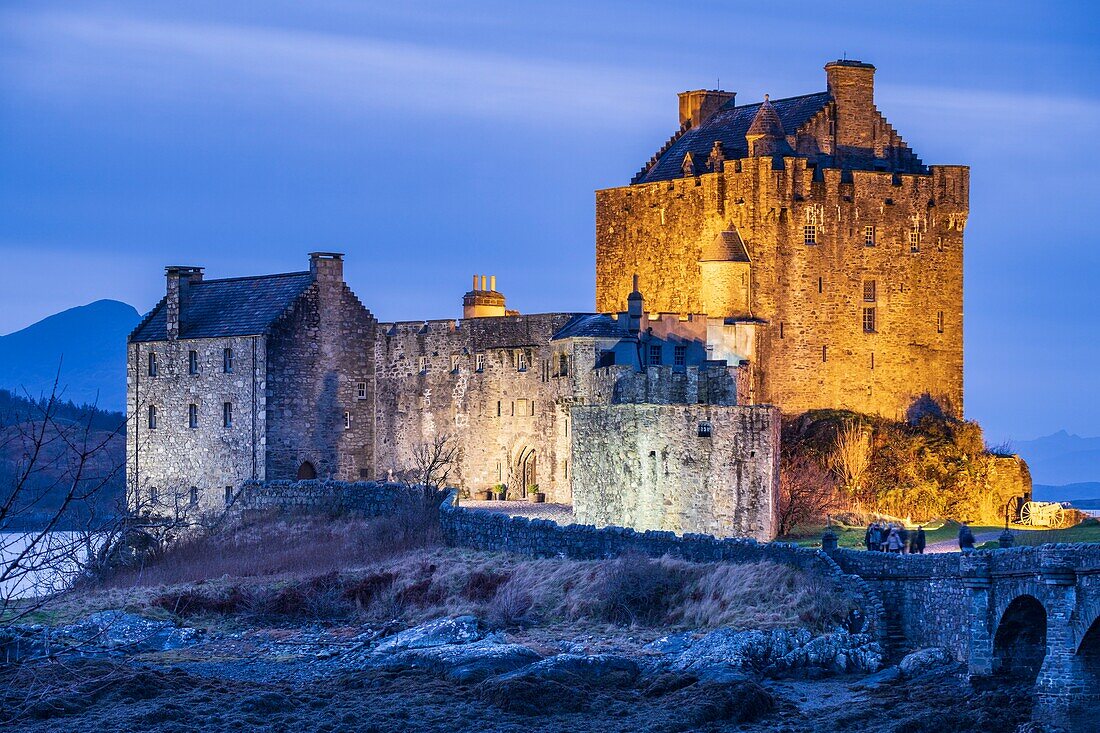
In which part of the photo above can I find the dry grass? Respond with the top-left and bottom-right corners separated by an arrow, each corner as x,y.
76,513 -> 857,633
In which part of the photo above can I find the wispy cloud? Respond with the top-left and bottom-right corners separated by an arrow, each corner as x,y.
1,9 -> 675,129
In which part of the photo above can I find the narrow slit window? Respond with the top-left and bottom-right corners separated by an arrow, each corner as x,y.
188,403 -> 198,429
822,345 -> 828,362
223,401 -> 232,428
148,405 -> 157,430
148,351 -> 158,377
475,353 -> 485,372
188,350 -> 198,375
864,280 -> 876,302
223,347 -> 233,373
451,355 -> 460,373
937,311 -> 945,334
344,411 -> 352,429
189,486 -> 199,507
559,353 -> 569,376
909,226 -> 921,253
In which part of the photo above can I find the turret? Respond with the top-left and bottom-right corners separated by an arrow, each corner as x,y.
699,229 -> 751,318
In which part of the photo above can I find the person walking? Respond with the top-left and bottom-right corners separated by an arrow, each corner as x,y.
886,526 -> 903,553
912,525 -> 927,554
869,523 -> 882,551
958,522 -> 976,553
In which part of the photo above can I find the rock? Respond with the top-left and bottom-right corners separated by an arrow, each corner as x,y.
373,615 -> 481,653
668,626 -> 882,678
898,647 -> 953,678
644,632 -> 695,655
53,610 -> 201,654
664,678 -> 774,730
853,665 -> 901,689
478,654 -> 640,716
370,639 -> 540,684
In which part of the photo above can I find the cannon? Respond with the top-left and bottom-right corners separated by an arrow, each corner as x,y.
1018,501 -> 1067,528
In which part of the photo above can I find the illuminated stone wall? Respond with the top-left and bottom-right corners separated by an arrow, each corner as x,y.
372,314 -> 578,502
596,159 -> 967,419
571,403 -> 780,541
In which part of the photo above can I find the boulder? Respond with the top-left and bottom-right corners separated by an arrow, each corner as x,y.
506,653 -> 640,688
57,610 -> 201,654
370,638 -> 540,684
667,627 -> 882,678
898,647 -> 953,678
373,615 -> 481,653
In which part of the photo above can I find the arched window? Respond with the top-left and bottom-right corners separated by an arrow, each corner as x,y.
296,461 -> 317,480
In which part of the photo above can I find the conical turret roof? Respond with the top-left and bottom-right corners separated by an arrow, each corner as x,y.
700,228 -> 750,263
746,95 -> 785,139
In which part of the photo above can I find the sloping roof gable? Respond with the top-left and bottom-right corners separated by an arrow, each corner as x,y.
700,229 -> 750,263
130,271 -> 314,342
551,313 -> 632,341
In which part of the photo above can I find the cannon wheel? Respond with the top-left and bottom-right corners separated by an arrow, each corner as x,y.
1019,501 -> 1037,526
1050,505 -> 1066,528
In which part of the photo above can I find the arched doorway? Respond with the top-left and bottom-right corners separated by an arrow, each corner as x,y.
993,595 -> 1047,681
516,447 -> 536,499
1079,615 -> 1100,691
296,461 -> 317,480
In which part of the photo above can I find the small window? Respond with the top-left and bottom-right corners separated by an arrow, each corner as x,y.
418,356 -> 427,373
909,227 -> 921,253
148,351 -> 158,377
148,405 -> 158,430
223,402 -> 232,428
870,352 -> 875,370
517,351 -> 527,371
225,486 -> 233,505
698,421 -> 713,438
189,486 -> 198,507
496,400 -> 502,417
356,381 -> 367,400
344,411 -> 352,429
822,345 -> 828,363
564,459 -> 569,479
862,307 -> 877,333
863,280 -> 876,302
558,353 -> 569,376
150,486 -> 158,505
188,350 -> 198,375
188,403 -> 198,429
223,347 -> 234,373
451,355 -> 460,373
937,311 -> 945,334
779,322 -> 785,339
475,353 -> 485,372
674,345 -> 686,367
864,225 -> 876,247
817,277 -> 823,294
803,224 -> 817,245
648,344 -> 662,365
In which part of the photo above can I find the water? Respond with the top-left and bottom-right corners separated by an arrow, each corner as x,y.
0,531 -> 104,600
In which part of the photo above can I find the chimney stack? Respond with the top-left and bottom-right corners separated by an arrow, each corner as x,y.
309,252 -> 344,284
824,60 -> 876,152
463,274 -> 507,318
164,266 -> 204,340
678,89 -> 735,128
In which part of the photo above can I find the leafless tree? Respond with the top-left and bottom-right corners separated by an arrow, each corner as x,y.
406,433 -> 459,500
777,453 -> 838,536
0,374 -> 126,626
829,420 -> 873,499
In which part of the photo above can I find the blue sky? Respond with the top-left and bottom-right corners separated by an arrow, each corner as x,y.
1,1 -> 1098,443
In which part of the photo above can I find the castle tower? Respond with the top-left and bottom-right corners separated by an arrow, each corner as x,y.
462,274 -> 507,318
699,229 -> 751,317
744,95 -> 791,158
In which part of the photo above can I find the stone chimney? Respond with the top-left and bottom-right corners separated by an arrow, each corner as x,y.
678,89 -> 735,127
825,60 -> 876,152
309,252 -> 344,285
627,274 -> 644,334
463,273 -> 507,318
164,266 -> 204,341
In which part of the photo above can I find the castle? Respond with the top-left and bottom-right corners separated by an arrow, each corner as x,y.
126,60 -> 966,541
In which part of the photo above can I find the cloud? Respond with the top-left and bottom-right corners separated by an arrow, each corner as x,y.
0,9 -> 675,129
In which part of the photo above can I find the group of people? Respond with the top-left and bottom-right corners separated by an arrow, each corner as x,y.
864,522 -> 927,554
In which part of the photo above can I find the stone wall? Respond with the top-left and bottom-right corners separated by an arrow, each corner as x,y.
571,403 -> 780,540
232,479 -> 428,517
127,334 -> 268,515
596,156 -> 968,421
372,313 -> 577,501
265,261 -> 377,483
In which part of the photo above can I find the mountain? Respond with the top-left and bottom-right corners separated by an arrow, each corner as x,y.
1010,430 -> 1100,486
0,300 -> 141,412
1033,482 -> 1100,503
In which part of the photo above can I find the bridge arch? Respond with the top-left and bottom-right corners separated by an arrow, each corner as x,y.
1077,614 -> 1100,688
993,594 -> 1047,681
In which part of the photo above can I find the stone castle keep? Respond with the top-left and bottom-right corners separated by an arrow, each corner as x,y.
127,60 -> 966,541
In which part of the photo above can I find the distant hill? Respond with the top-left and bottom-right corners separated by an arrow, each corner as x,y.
1011,430 -> 1100,486
1033,481 -> 1100,503
0,300 -> 140,412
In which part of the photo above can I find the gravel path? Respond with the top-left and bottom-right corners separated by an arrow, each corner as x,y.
461,500 -> 574,523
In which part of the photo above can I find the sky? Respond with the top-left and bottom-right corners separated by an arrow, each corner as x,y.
1,1 -> 1098,444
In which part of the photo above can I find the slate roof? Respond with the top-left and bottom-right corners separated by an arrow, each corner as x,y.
636,91 -> 830,184
551,313 -> 632,341
130,272 -> 314,342
700,229 -> 750,262
746,96 -> 785,139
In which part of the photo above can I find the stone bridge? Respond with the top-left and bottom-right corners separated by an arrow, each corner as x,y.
829,544 -> 1100,729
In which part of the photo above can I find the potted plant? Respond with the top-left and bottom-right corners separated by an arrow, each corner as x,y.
491,483 -> 507,501
528,484 -> 545,503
